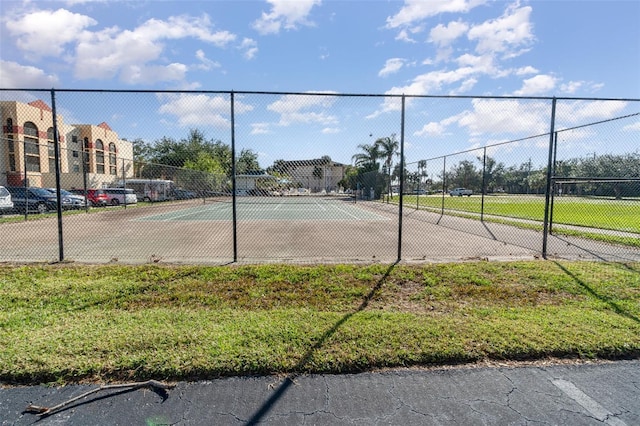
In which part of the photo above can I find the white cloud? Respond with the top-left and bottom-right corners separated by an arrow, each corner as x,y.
559,80 -> 604,95
369,67 -> 477,118
452,77 -> 478,94
239,38 -> 258,60
72,14 -> 236,82
120,63 -> 188,85
195,50 -> 221,71
158,94 -> 253,128
0,60 -> 59,88
322,127 -> 340,134
514,74 -> 557,96
404,67 -> 476,94
379,58 -> 405,77
6,8 -> 97,57
515,65 -> 538,75
457,99 -> 551,136
267,93 -> 339,126
622,121 -> 640,132
251,122 -> 271,135
386,0 -> 487,29
252,0 -> 321,35
6,8 -> 239,85
134,15 -> 236,47
557,100 -> 627,125
560,81 -> 583,94
468,4 -> 534,57
429,20 -> 469,47
455,53 -> 496,74
395,29 -> 416,43
415,121 -> 447,137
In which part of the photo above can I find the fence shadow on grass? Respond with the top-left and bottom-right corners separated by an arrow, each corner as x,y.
553,261 -> 640,325
245,261 -> 398,426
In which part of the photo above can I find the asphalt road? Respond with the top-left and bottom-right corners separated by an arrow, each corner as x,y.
2,360 -> 638,425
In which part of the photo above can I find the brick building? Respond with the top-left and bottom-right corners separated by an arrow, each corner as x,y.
0,99 -> 132,189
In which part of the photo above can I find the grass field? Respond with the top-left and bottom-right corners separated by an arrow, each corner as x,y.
400,194 -> 640,233
1,261 -> 639,385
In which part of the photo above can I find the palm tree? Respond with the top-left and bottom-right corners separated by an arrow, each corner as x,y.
351,143 -> 380,170
375,135 -> 399,199
417,160 -> 427,192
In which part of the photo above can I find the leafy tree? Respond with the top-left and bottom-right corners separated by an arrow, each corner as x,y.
180,151 -> 227,193
448,160 -> 481,191
574,152 -> 640,198
527,170 -> 547,194
477,155 -> 506,193
337,165 -> 358,190
236,149 -> 261,175
319,155 -> 332,165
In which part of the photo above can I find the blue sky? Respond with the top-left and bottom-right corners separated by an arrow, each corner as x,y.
1,0 -> 639,173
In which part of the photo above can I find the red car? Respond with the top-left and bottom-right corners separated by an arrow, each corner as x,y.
69,188 -> 109,207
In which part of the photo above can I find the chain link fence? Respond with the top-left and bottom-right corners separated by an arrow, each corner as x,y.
1,89 -> 638,264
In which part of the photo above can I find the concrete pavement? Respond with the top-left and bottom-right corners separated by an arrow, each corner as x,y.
2,360 -> 639,425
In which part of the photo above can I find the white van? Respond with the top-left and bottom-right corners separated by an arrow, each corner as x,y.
0,186 -> 14,213
103,188 -> 138,206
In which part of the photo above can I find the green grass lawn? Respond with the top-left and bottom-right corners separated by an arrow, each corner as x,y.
1,261 -> 639,385
400,194 -> 640,233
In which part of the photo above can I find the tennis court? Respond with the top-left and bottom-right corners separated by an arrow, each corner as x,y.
1,197 -> 638,265
136,196 -> 390,222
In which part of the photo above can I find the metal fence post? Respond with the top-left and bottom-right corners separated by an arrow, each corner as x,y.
440,156 -> 446,217
397,95 -> 405,262
22,138 -> 28,221
121,158 -> 127,209
50,89 -> 64,262
549,131 -> 558,235
231,91 -> 238,262
542,98 -> 557,259
82,143 -> 89,211
481,147 -> 487,222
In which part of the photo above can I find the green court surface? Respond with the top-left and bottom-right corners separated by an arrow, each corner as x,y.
136,198 -> 391,222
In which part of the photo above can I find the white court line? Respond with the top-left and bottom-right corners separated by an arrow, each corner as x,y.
158,203 -> 229,221
330,204 -> 365,220
314,199 -> 327,211
552,379 -> 627,426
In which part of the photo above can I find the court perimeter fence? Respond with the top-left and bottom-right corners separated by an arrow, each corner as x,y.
1,88 -> 639,265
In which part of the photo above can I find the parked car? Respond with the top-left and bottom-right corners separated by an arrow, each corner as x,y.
5,186 -> 58,213
173,188 -> 197,200
103,188 -> 137,205
69,188 -> 109,207
44,188 -> 86,210
0,186 -> 14,214
449,187 -> 473,197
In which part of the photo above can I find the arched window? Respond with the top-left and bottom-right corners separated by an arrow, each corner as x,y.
109,143 -> 117,175
23,122 -> 40,172
95,139 -> 105,174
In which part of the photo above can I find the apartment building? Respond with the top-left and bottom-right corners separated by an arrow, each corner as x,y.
0,99 -> 132,189
273,158 -> 347,192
